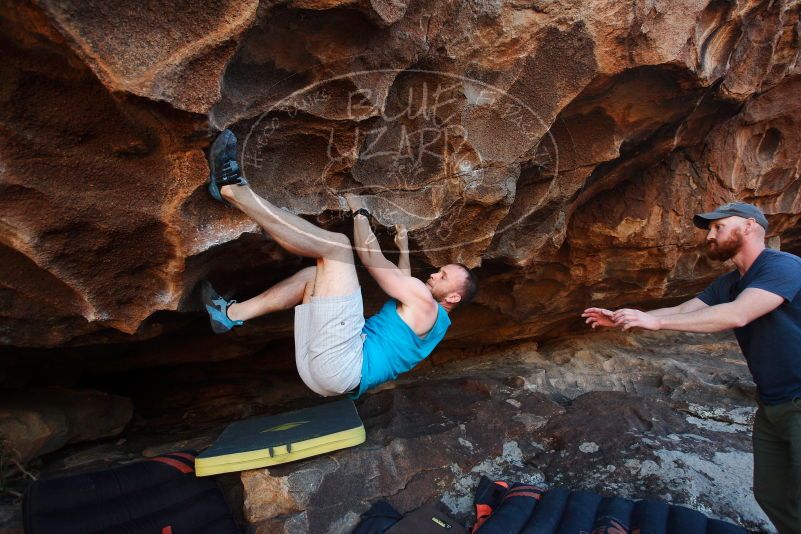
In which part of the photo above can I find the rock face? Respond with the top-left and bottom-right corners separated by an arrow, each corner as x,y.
0,387 -> 132,463
0,0 -> 799,354
0,331 -> 770,532
235,331 -> 770,532
3,6 -> 797,531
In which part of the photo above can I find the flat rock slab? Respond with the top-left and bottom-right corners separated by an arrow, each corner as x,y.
241,337 -> 770,533
2,331 -> 772,533
243,376 -> 563,532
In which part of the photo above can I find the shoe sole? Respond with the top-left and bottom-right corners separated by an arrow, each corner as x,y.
208,130 -> 238,204
209,130 -> 237,175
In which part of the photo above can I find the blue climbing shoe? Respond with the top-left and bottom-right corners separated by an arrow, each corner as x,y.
201,280 -> 244,334
208,129 -> 248,204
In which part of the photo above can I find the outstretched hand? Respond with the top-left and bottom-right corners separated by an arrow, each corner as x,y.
581,307 -> 616,329
612,308 -> 661,331
582,307 -> 662,331
394,224 -> 408,249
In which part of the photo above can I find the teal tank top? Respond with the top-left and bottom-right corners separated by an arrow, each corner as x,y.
351,299 -> 451,398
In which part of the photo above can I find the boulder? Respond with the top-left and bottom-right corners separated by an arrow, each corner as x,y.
0,0 -> 798,355
0,387 -> 132,463
239,331 -> 770,532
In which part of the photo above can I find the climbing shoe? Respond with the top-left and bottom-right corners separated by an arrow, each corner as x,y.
208,129 -> 248,204
201,280 -> 244,334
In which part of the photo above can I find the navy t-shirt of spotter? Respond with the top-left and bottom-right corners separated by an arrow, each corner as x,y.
697,248 -> 801,406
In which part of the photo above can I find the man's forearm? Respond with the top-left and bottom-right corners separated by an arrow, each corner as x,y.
352,215 -> 385,266
398,254 -> 410,276
397,246 -> 410,276
646,305 -> 684,317
654,303 -> 744,332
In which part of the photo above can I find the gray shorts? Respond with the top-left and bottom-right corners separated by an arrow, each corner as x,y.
294,288 -> 364,396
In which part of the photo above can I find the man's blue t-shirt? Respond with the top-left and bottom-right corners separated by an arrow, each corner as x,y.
697,249 -> 801,405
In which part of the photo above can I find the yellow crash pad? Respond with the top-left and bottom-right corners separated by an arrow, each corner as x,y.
195,399 -> 365,477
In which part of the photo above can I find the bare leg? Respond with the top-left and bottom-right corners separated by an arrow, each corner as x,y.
221,184 -> 359,297
227,266 -> 316,321
222,185 -> 349,261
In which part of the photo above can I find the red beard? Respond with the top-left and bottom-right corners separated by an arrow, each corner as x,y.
706,229 -> 742,261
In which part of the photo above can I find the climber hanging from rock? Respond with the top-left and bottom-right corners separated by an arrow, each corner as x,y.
201,130 -> 478,398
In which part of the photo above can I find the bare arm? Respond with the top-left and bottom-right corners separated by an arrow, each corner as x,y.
583,297 -> 707,328
346,196 -> 430,307
351,212 -> 391,269
645,297 -> 709,317
612,288 -> 784,332
394,224 -> 410,276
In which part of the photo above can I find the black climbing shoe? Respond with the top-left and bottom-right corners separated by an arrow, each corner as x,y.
208,129 -> 248,204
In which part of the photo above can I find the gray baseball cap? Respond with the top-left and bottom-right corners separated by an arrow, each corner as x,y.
693,202 -> 769,230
